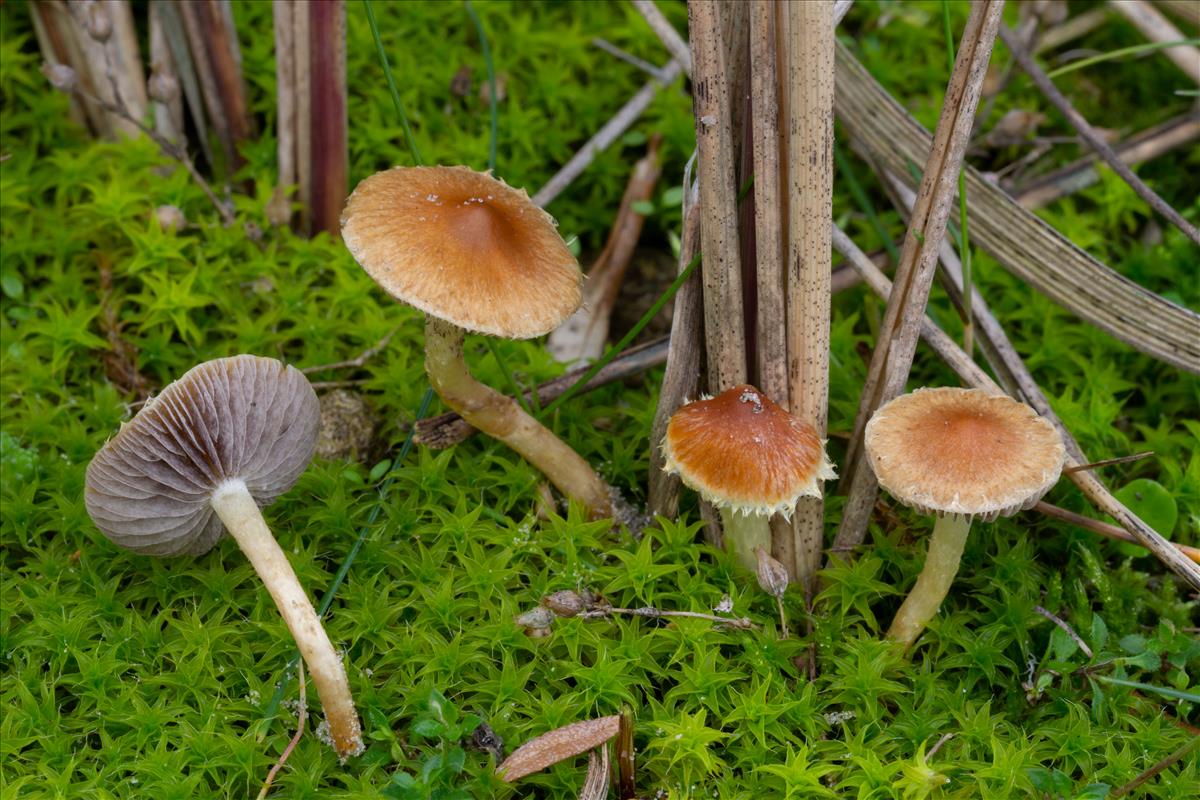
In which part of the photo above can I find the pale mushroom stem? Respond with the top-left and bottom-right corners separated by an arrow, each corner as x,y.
719,508 -> 771,571
887,514 -> 973,648
210,480 -> 364,760
424,316 -> 613,517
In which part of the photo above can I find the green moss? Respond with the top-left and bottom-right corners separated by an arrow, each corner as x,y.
2,1 -> 1197,798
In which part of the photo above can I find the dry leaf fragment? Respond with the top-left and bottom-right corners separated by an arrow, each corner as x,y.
497,715 -> 620,782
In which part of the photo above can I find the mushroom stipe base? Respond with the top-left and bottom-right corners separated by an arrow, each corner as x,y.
210,479 -> 364,760
423,316 -> 613,518
886,513 -> 972,648
719,507 -> 772,572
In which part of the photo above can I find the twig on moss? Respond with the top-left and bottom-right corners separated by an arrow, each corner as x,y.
50,74 -> 236,225
301,329 -> 398,375
1034,501 -> 1200,563
999,25 -> 1200,245
1034,606 -> 1093,658
630,0 -> 693,75
531,58 -> 682,209
1064,450 -> 1154,474
1013,112 -> 1200,207
834,0 -> 1005,556
257,662 -> 306,800
1110,735 -> 1200,798
580,605 -> 757,630
591,37 -> 671,82
926,732 -> 955,759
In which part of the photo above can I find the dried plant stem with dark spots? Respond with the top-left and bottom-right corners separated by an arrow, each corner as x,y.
424,318 -> 612,517
833,0 -> 1005,557
832,226 -> 1200,589
999,25 -> 1200,245
648,185 -> 702,520
785,0 -> 835,589
689,0 -> 747,392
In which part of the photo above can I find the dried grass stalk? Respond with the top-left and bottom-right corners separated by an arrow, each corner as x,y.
648,194 -> 702,519
785,0 -> 835,588
833,0 -> 1005,555
688,0 -> 746,392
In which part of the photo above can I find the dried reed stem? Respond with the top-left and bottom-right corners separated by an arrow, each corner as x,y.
647,197 -> 702,519
785,0 -> 835,588
688,0 -> 746,391
833,0 -> 1005,556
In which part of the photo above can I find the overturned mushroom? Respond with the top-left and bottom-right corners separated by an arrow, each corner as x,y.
341,165 -> 612,517
865,387 -> 1065,648
663,385 -> 835,570
84,355 -> 363,759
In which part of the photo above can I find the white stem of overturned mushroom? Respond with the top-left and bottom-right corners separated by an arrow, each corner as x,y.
424,316 -> 613,517
886,514 -> 972,648
719,508 -> 772,572
210,479 -> 363,759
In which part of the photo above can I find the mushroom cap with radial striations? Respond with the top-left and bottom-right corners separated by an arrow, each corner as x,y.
85,355 -> 320,557
662,384 -> 837,517
341,165 -> 583,339
865,387 -> 1066,522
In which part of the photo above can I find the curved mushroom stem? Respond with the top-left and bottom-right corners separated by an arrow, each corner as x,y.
210,480 -> 363,760
719,508 -> 771,571
424,316 -> 613,518
887,514 -> 972,649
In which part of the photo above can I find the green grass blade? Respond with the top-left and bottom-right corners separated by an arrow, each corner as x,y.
261,388 -> 435,724
1046,39 -> 1200,79
364,0 -> 424,165
465,0 -> 498,174
834,140 -> 900,263
540,251 -> 701,418
1093,675 -> 1200,705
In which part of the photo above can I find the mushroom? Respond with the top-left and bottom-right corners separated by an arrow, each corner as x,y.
84,355 -> 364,759
341,165 -> 612,517
662,384 -> 836,570
864,387 -> 1065,648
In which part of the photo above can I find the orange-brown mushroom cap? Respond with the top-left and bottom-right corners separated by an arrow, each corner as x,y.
341,165 -> 583,338
662,385 -> 836,517
864,387 -> 1065,522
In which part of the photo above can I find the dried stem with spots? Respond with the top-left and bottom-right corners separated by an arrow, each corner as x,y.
833,0 -> 1005,557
